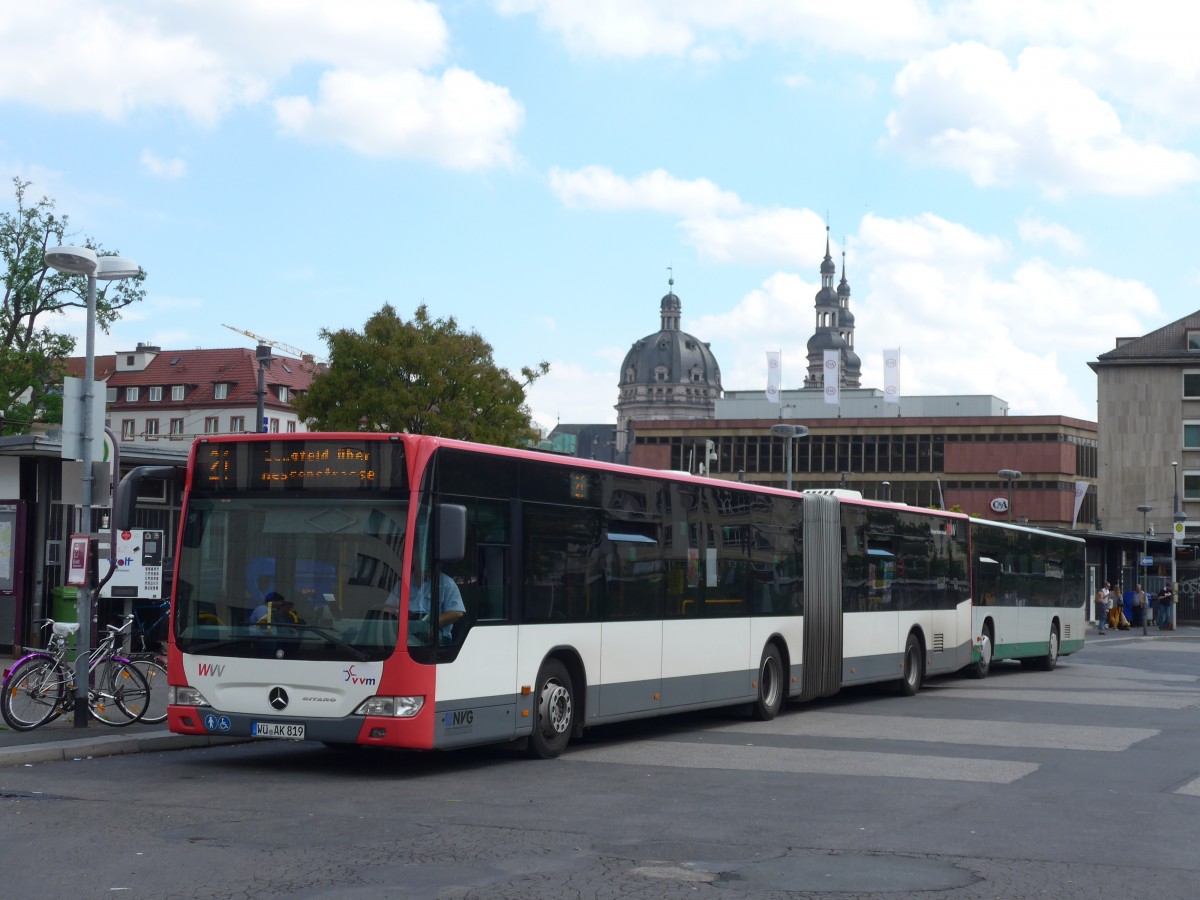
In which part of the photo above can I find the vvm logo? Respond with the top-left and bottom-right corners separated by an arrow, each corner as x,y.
343,664 -> 377,686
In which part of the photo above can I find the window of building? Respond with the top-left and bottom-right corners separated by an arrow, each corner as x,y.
106,387 -> 117,403
204,416 -> 219,434
1189,331 -> 1200,351
121,419 -> 135,440
278,385 -> 289,402
230,415 -> 245,432
125,386 -> 138,402
1185,372 -> 1200,399
214,383 -> 229,400
1185,472 -> 1200,501
169,418 -> 185,435
286,420 -> 297,433
1185,422 -> 1200,450
149,386 -> 162,402
269,417 -> 280,433
145,418 -> 160,438
171,385 -> 185,401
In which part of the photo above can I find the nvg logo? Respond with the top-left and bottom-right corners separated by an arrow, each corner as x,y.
343,664 -> 377,686
443,709 -> 473,729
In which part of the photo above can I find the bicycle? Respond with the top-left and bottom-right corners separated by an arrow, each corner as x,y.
125,652 -> 168,725
1,615 -> 151,731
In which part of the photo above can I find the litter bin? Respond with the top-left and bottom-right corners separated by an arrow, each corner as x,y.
50,585 -> 79,657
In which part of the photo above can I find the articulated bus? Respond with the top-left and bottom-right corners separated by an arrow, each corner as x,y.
114,433 -> 1086,758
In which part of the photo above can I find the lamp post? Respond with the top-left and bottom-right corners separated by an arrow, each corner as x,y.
1172,461 -> 1186,630
44,246 -> 140,727
255,344 -> 273,433
770,423 -> 809,491
1138,503 -> 1153,634
998,469 -> 1022,523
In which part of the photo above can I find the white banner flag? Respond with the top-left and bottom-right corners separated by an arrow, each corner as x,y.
823,350 -> 840,405
1071,480 -> 1089,530
883,348 -> 900,404
766,351 -> 781,403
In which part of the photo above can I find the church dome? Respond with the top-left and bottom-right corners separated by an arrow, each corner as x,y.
620,283 -> 722,392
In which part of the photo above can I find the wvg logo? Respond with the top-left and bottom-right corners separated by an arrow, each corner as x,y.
443,709 -> 474,729
343,665 -> 377,686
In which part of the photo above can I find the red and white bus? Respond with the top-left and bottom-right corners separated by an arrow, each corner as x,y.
114,433 -> 1085,758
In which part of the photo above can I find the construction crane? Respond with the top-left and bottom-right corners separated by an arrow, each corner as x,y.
221,324 -> 325,364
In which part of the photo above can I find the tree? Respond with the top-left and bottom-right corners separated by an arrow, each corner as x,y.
0,177 -> 146,435
295,303 -> 550,446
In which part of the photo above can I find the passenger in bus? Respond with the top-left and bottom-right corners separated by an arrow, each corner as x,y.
386,569 -> 466,643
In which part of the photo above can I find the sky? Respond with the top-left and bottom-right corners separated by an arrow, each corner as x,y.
4,0 -> 1197,433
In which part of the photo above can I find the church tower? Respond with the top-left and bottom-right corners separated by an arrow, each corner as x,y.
803,228 -> 861,390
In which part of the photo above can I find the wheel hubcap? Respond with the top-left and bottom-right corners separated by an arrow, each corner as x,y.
539,679 -> 572,735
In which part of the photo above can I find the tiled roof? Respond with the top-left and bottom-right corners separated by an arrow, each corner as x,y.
71,347 -> 320,410
1096,310 -> 1200,361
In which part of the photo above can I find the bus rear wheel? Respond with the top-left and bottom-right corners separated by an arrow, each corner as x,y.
751,642 -> 784,721
1035,624 -> 1060,671
899,633 -> 923,696
528,659 -> 574,759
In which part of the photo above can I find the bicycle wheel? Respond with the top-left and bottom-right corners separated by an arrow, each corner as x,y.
127,654 -> 168,724
2,656 -> 69,731
88,659 -> 150,726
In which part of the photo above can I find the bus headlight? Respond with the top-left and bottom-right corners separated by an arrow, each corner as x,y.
354,696 -> 424,718
169,685 -> 209,706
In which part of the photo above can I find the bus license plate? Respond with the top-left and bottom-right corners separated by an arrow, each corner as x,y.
252,721 -> 305,740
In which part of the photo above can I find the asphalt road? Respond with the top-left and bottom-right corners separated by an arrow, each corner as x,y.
2,631 -> 1197,900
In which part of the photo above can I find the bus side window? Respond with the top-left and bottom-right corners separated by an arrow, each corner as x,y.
476,544 -> 508,620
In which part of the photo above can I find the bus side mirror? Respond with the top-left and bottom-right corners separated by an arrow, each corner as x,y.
114,466 -> 184,530
436,503 -> 467,563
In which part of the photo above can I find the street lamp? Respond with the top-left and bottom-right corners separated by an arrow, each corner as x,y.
255,344 -> 273,433
1172,461 -> 1187,630
45,246 -> 140,728
770,423 -> 809,491
998,469 -> 1022,523
1138,503 -> 1153,634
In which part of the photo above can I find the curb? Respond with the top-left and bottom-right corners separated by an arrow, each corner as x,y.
0,732 -> 246,767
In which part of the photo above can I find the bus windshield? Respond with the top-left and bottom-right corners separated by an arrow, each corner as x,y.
174,497 -> 411,661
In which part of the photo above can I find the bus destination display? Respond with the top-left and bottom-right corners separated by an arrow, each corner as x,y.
201,439 -> 401,491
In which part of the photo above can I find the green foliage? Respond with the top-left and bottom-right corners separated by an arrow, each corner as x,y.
295,304 -> 550,446
0,177 -> 146,435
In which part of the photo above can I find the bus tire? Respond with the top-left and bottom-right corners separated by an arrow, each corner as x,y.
751,642 -> 784,721
899,633 -> 923,696
1034,624 -> 1060,672
967,624 -> 993,679
528,659 -> 574,759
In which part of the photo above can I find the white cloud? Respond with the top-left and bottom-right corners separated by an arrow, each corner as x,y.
549,166 -> 747,217
0,1 -> 516,169
275,68 -> 523,169
1017,216 -> 1084,256
525,358 -> 619,428
139,150 -> 187,179
886,42 -> 1200,196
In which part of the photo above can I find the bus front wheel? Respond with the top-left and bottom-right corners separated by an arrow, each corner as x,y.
528,659 -> 574,759
899,634 -> 923,696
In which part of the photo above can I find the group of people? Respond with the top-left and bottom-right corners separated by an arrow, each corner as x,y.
1094,581 -> 1176,633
